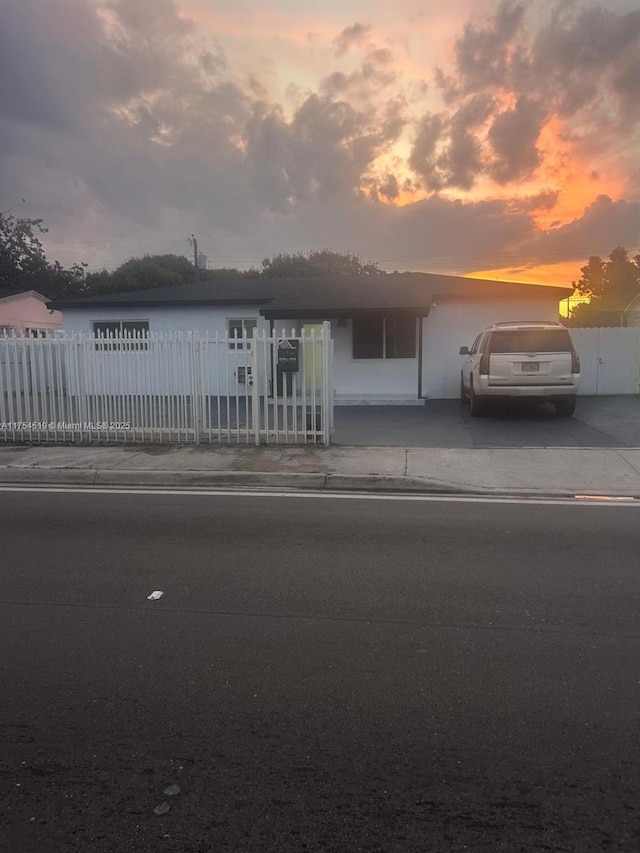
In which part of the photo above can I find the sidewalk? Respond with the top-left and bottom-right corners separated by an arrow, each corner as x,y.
1,443 -> 640,497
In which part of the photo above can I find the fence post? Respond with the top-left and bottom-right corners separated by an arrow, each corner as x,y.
75,335 -> 88,440
251,328 -> 260,446
191,333 -> 202,444
322,321 -> 332,446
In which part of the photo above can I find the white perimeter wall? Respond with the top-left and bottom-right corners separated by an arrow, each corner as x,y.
422,296 -> 562,399
572,327 -> 640,395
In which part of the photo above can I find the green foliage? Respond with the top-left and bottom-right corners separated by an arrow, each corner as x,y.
85,257 -> 262,295
260,249 -> 384,277
566,247 -> 640,327
86,254 -> 197,294
86,249 -> 384,295
0,210 -> 86,299
200,267 -> 260,280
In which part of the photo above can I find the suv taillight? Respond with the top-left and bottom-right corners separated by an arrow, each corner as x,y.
571,347 -> 580,373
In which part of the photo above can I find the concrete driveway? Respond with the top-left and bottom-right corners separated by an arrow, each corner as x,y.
333,396 -> 640,448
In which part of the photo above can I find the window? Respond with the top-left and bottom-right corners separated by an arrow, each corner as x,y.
92,320 -> 149,350
352,315 -> 416,359
228,318 -> 257,349
489,329 -> 572,354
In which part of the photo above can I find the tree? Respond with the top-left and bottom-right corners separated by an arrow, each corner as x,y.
86,254 -> 198,295
567,247 -> 640,327
260,249 -> 384,277
0,209 -> 86,299
85,256 -> 263,295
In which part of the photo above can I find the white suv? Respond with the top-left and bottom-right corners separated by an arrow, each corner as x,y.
459,321 -> 580,417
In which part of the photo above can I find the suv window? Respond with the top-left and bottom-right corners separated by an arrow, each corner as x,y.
489,329 -> 572,354
469,334 -> 482,354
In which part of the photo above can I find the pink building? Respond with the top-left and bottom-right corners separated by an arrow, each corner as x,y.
0,290 -> 63,335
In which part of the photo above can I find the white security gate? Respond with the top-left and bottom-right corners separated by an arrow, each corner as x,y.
0,324 -> 334,445
571,327 -> 640,395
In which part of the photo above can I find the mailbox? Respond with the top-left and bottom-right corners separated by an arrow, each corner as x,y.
277,339 -> 299,372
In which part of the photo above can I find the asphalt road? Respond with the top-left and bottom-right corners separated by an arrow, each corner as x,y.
1,489 -> 639,852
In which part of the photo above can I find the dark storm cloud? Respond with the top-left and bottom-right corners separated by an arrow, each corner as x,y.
0,0 -> 637,278
526,195 -> 640,261
453,0 -> 525,93
417,1 -> 640,191
528,5 -> 640,117
488,97 -> 546,184
0,0 -> 102,133
321,48 -> 397,100
408,114 -> 445,190
244,88 -> 406,215
333,22 -> 372,56
379,174 -> 399,201
408,93 -> 495,191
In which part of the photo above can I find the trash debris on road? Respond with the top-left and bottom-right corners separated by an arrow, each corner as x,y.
147,590 -> 164,600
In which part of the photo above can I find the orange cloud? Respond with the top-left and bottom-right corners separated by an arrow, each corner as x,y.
467,260 -> 581,289
532,116 -> 624,229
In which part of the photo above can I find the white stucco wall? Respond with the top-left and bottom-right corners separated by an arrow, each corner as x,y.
332,319 -> 420,401
62,305 -> 267,336
422,296 -> 562,399
60,297 -> 566,401
61,305 -> 269,397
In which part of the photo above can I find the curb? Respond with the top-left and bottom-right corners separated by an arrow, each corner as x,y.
0,467 -> 639,500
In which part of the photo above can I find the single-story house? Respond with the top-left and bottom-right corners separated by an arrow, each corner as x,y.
0,289 -> 63,336
49,273 -> 572,402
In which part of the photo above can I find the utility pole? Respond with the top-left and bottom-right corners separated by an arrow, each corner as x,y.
188,234 -> 199,281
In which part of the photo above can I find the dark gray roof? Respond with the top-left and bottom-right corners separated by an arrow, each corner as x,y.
49,272 -> 572,317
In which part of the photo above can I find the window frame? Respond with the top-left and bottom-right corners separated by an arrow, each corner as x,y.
92,320 -> 150,351
352,314 -> 417,360
469,334 -> 482,355
227,317 -> 258,349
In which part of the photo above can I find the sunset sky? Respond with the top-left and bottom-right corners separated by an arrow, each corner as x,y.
1,0 -> 639,289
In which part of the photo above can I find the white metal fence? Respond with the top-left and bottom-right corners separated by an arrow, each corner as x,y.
572,327 -> 640,395
0,324 -> 334,445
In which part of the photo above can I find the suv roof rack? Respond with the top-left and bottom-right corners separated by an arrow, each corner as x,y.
491,320 -> 564,327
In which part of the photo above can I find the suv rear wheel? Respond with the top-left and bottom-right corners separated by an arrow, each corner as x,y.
555,397 -> 576,417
